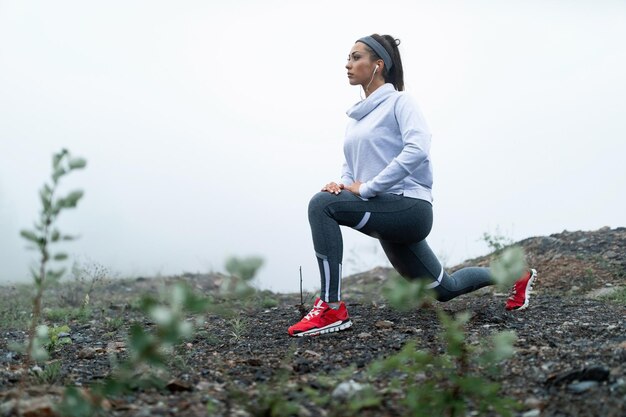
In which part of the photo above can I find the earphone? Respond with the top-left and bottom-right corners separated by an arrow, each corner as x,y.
363,63 -> 381,99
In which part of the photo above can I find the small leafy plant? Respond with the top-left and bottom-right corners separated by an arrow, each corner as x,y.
45,325 -> 72,353
368,312 -> 518,417
223,256 -> 264,299
14,149 -> 86,410
57,256 -> 266,417
58,282 -> 211,416
61,257 -> 109,309
19,150 -> 85,359
36,360 -> 63,385
371,247 -> 526,416
480,227 -> 514,254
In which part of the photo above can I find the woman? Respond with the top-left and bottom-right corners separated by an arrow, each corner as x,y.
288,34 -> 536,337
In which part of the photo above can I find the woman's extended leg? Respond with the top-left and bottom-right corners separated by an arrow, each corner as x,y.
380,239 -> 494,301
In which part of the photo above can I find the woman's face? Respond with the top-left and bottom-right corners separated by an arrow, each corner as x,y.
346,42 -> 377,86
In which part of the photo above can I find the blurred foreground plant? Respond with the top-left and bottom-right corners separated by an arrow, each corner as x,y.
58,281 -> 210,416
490,246 -> 527,288
223,256 -> 264,298
58,256 -> 264,417
369,313 -> 518,417
13,149 -> 86,412
19,149 -> 86,360
370,248 -> 526,416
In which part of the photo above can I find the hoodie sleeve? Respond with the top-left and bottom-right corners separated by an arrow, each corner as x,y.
358,94 -> 431,198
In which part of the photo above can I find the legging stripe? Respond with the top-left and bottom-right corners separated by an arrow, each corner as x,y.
338,263 -> 342,300
426,266 -> 444,289
354,212 -> 371,230
323,259 -> 331,301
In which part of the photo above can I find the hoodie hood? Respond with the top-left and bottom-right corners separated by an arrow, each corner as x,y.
346,83 -> 397,121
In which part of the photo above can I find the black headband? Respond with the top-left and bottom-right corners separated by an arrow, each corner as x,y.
357,36 -> 393,70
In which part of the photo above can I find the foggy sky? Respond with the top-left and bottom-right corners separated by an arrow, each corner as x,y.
1,0 -> 625,293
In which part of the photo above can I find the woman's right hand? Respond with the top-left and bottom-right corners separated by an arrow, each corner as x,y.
321,182 -> 343,195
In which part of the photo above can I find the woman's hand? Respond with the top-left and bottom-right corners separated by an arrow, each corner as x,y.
322,181 -> 362,195
343,181 -> 362,195
321,182 -> 343,195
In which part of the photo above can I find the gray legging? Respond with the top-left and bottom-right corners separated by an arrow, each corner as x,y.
308,191 -> 494,302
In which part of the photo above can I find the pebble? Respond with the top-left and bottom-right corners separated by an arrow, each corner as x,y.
611,378 -> 625,392
522,410 -> 540,417
304,349 -> 321,358
332,380 -> 367,399
135,408 -> 153,417
568,381 -> 598,393
166,379 -> 192,392
357,332 -> 372,339
524,397 -> 542,408
78,347 -> 96,359
375,320 -> 394,329
586,286 -> 623,299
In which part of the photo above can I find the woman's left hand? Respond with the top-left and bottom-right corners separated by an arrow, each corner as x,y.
343,181 -> 362,195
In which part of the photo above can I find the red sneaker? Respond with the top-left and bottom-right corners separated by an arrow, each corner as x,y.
505,269 -> 538,311
288,297 -> 352,337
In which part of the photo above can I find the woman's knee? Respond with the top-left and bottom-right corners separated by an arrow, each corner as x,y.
308,192 -> 335,217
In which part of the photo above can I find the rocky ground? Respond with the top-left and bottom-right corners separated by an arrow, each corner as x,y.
1,227 -> 625,416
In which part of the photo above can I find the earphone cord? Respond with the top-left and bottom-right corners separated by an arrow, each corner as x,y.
361,68 -> 378,100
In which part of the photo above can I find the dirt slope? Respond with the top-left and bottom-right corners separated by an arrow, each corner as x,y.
1,227 -> 625,416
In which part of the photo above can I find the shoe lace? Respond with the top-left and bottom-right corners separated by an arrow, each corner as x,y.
304,304 -> 325,321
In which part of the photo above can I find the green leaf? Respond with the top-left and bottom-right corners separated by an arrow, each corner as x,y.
68,158 -> 87,170
489,331 -> 516,362
39,186 -> 52,212
47,267 -> 67,282
20,229 -> 40,243
54,253 -> 68,261
51,229 -> 61,242
167,283 -> 211,313
52,150 -> 67,170
129,324 -> 154,354
490,246 -> 527,286
50,202 -> 62,216
59,386 -> 98,417
101,378 -> 126,397
382,274 -> 433,311
63,190 -> 84,208
225,256 -> 264,281
30,266 -> 41,282
52,167 -> 66,183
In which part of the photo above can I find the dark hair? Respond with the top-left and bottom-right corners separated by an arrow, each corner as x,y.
362,34 -> 404,91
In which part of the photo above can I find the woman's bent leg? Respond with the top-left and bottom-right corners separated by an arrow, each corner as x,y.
308,192 -> 348,303
380,239 -> 495,302
308,192 -> 431,302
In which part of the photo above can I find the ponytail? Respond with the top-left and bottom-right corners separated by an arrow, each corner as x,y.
368,34 -> 404,91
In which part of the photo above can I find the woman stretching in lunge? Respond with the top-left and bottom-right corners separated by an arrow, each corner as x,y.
288,34 -> 537,337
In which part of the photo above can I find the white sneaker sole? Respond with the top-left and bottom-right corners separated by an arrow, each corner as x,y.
293,320 -> 353,337
515,268 -> 538,311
